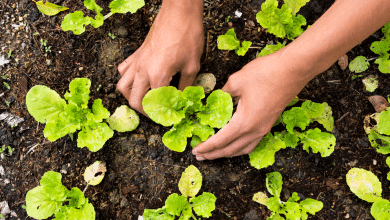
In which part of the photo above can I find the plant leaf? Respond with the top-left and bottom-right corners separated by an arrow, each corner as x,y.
109,0 -> 145,14
315,102 -> 334,132
376,58 -> 390,74
300,198 -> 323,215
182,86 -> 205,113
266,197 -> 282,213
235,40 -> 252,56
35,1 -> 68,16
143,208 -> 174,220
143,86 -> 187,127
68,187 -> 86,208
258,42 -> 285,57
282,107 -> 310,133
253,192 -> 270,206
26,85 -> 66,123
197,90 -> 233,128
266,171 -> 283,198
77,121 -> 114,152
26,186 -> 63,219
84,161 -> 107,186
285,13 -> 306,40
162,119 -> 194,152
64,78 -> 91,109
68,202 -> 95,220
346,168 -> 382,203
178,165 -> 202,198
249,132 -> 286,169
165,193 -> 190,217
217,29 -> 240,50
368,130 -> 390,154
300,128 -> 335,157
362,75 -> 379,92
190,119 -> 215,141
61,11 -> 91,35
190,192 -> 217,218
349,56 -> 369,73
284,0 -> 310,14
371,199 -> 390,220
106,105 -> 139,132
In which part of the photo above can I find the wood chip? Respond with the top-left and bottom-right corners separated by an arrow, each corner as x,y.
368,95 -> 389,113
338,54 -> 348,70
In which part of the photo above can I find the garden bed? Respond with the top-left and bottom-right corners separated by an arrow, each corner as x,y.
0,0 -> 389,219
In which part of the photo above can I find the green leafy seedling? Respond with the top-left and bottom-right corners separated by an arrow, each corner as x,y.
346,168 -> 390,219
249,100 -> 336,169
142,86 -> 233,152
7,146 -> 15,155
3,82 -> 10,90
253,171 -> 323,220
362,75 -> 378,92
143,165 -> 217,219
256,0 -> 308,40
108,32 -> 116,40
26,78 -> 139,152
349,56 -> 369,73
217,28 -> 252,56
61,0 -> 145,35
364,105 -> 390,155
26,171 -> 95,220
34,1 -> 69,16
7,50 -> 12,58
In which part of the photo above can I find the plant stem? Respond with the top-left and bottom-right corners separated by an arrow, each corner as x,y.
249,46 -> 263,49
103,12 -> 114,20
83,184 -> 89,194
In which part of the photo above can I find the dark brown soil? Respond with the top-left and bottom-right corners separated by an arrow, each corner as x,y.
0,0 -> 389,219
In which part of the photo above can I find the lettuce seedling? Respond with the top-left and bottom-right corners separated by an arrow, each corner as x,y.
256,0 -> 308,40
61,0 -> 145,35
249,100 -> 336,169
143,165 -> 217,219
34,1 -> 69,16
26,78 -> 139,152
142,86 -> 233,152
349,56 -> 370,73
217,29 -> 252,56
346,168 -> 390,219
26,171 -> 95,220
253,171 -> 323,220
258,42 -> 285,57
365,107 -> 390,154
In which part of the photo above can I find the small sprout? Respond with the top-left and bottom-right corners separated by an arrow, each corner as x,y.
7,50 -> 12,58
96,84 -> 102,91
3,82 -> 10,90
33,32 -> 39,36
22,205 -> 26,209
351,74 -> 363,80
108,32 -> 116,40
5,101 -> 10,107
84,161 -> 107,186
8,146 -> 15,155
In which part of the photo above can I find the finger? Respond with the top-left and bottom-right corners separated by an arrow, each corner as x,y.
149,67 -> 173,89
231,136 -> 263,157
118,51 -> 139,76
221,74 -> 242,97
178,61 -> 200,90
192,107 -> 247,155
196,133 -> 261,160
116,65 -> 136,100
129,74 -> 150,116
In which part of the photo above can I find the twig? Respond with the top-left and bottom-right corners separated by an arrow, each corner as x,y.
336,112 -> 350,122
26,143 -> 39,155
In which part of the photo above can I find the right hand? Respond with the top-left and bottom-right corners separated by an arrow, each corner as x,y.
117,1 -> 204,116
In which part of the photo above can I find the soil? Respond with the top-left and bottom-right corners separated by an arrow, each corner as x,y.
0,0 -> 389,219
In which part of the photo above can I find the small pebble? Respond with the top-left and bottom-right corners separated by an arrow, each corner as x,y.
79,67 -> 83,71
373,159 -> 377,165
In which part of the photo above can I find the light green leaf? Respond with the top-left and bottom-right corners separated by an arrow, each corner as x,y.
190,136 -> 203,148
143,86 -> 187,127
368,130 -> 390,154
376,58 -> 390,74
300,198 -> 323,215
178,165 -> 202,198
68,187 -> 86,208
281,202 -> 300,220
315,102 -> 334,132
36,1 -> 68,16
143,208 -> 174,220
249,132 -> 286,169
258,42 -> 285,57
349,56 -> 369,73
300,128 -> 335,157
370,40 -> 390,59
84,161 -> 107,186
64,78 -> 91,109
235,40 -> 252,56
84,0 -> 103,14
182,86 -> 205,113
26,85 -> 66,123
165,193 -> 190,217
281,132 -> 299,148
266,171 -> 283,198
106,105 -> 139,132
301,100 -> 323,119
162,119 -> 194,152
346,168 -> 382,203
371,199 -> 390,219
77,122 -> 114,152
284,0 -> 310,14
383,22 -> 390,38
190,119 -> 215,141
253,192 -> 270,206
90,99 -> 110,122
190,192 -> 217,218
68,202 -> 95,220
285,13 -> 306,40
282,107 -> 310,133
26,186 -> 63,219
267,213 -> 285,220
362,75 -> 379,92
61,11 -> 91,35
109,0 -> 145,14
287,192 -> 300,202
387,157 -> 390,181
256,0 -> 293,38
197,90 -> 233,128
266,197 -> 282,213
217,29 -> 240,50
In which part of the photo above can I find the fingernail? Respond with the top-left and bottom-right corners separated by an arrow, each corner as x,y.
196,156 -> 204,161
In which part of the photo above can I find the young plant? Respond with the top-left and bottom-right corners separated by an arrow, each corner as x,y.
34,1 -> 69,16
346,168 -> 390,219
349,22 -> 390,74
253,171 -> 323,220
256,0 -> 309,40
26,171 -> 95,220
7,50 -> 12,58
217,28 -> 252,56
364,106 -> 390,154
142,86 -> 233,152
61,0 -> 145,35
26,78 -> 139,152
143,165 -> 217,219
40,39 -> 51,53
249,100 -> 336,169
108,32 -> 116,40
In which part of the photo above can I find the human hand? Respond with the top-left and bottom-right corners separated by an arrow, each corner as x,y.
192,50 -> 311,160
117,0 -> 204,116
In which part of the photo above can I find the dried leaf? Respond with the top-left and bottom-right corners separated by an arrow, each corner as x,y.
368,95 -> 390,113
363,113 -> 380,134
338,54 -> 348,70
84,161 -> 107,186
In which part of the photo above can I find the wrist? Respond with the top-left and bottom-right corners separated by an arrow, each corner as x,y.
162,0 -> 204,13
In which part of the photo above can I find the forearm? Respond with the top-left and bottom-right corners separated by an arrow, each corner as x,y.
162,0 -> 204,14
281,0 -> 390,83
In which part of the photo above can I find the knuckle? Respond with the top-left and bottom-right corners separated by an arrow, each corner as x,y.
129,99 -> 142,111
116,80 -> 126,93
